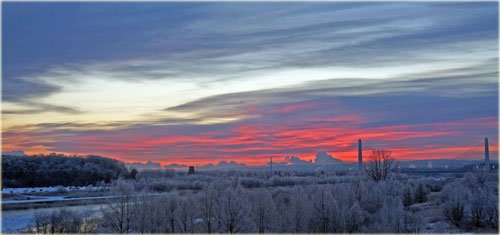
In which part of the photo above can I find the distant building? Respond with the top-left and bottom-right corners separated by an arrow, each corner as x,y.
188,166 -> 195,175
1,151 -> 25,157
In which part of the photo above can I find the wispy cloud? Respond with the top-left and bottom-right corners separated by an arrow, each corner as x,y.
2,101 -> 82,115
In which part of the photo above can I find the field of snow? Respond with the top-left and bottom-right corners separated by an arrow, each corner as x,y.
2,186 -> 104,194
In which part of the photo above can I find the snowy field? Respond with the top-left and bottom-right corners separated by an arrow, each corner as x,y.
2,186 -> 104,194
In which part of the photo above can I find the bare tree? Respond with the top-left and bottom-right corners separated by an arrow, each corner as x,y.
310,188 -> 335,233
220,187 -> 250,233
249,188 -> 276,233
484,188 -> 498,230
32,209 -> 94,234
273,189 -> 293,233
150,197 -> 167,233
374,197 -> 405,233
34,212 -> 51,234
200,184 -> 218,233
162,194 -> 178,233
80,211 -> 99,233
365,150 -> 396,182
101,180 -> 135,233
176,196 -> 197,233
291,187 -> 310,233
131,192 -> 149,233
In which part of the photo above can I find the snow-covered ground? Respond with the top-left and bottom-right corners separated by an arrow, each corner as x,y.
2,186 -> 104,194
2,195 -> 118,204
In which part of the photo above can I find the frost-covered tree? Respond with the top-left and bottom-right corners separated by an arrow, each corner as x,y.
273,189 -> 293,233
290,187 -> 311,233
374,197 -> 405,233
470,188 -> 498,230
310,187 -> 336,233
484,188 -> 499,230
27,168 -> 499,234
162,194 -> 178,233
414,180 -> 429,203
402,183 -> 415,207
32,209 -> 96,234
349,177 -> 365,203
2,154 -> 129,187
200,184 -> 218,233
131,192 -> 150,233
176,196 -> 197,233
150,197 -> 167,233
220,187 -> 251,233
360,183 -> 384,214
101,180 -> 135,233
402,211 -> 421,233
442,183 -> 470,227
344,202 -> 364,233
249,188 -> 277,233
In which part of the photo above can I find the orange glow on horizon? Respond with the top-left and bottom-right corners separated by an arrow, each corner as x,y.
3,115 -> 498,166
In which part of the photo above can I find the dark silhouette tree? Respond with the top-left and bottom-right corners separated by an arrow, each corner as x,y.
365,149 -> 396,182
128,168 -> 138,179
2,154 -> 128,187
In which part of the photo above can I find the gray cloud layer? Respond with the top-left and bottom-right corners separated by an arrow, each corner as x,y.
3,2 -> 498,103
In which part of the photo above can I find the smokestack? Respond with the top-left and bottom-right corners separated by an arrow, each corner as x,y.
358,139 -> 363,172
485,137 -> 490,171
270,156 -> 273,173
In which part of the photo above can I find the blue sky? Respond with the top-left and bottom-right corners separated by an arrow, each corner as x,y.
2,2 -> 498,165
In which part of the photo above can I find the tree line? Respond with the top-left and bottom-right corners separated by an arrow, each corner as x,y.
2,153 -> 132,187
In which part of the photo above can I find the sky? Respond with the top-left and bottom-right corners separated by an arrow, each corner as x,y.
2,2 -> 499,166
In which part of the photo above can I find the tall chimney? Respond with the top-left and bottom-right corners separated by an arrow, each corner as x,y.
358,139 -> 363,172
270,156 -> 273,173
485,137 -> 490,171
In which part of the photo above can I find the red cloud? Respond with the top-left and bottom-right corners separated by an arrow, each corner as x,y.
271,102 -> 316,114
3,114 -> 497,166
